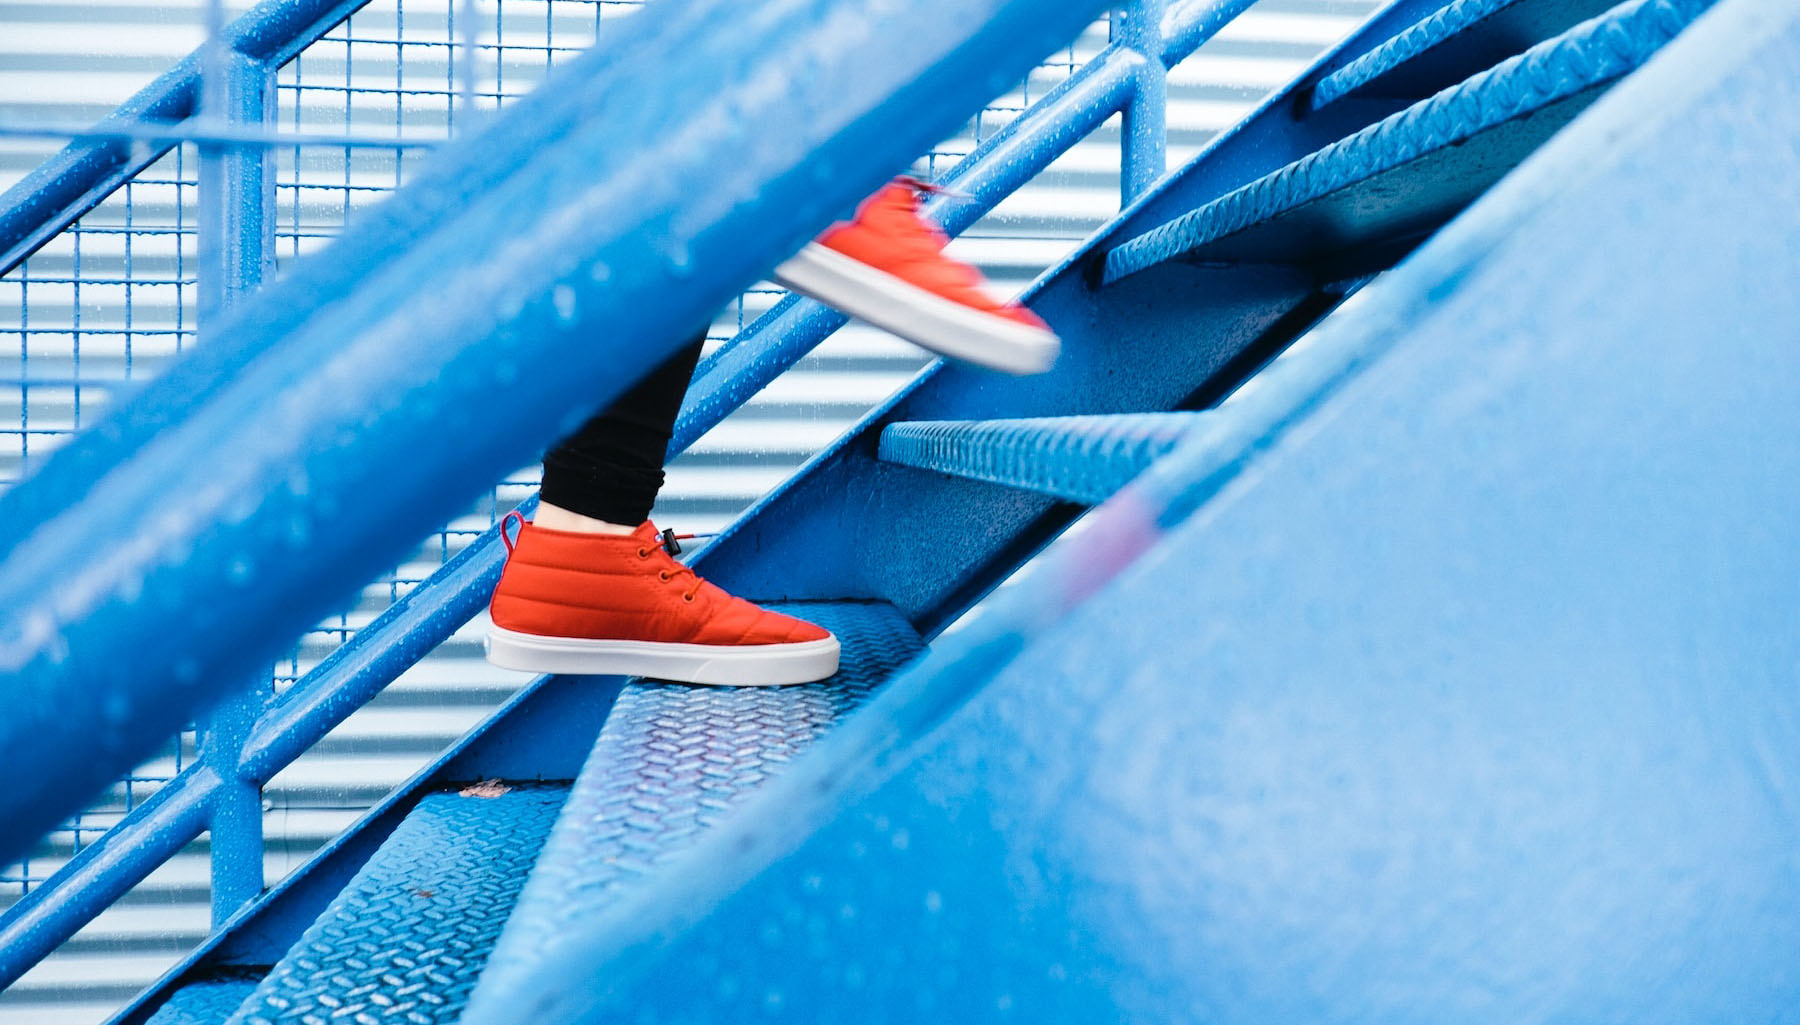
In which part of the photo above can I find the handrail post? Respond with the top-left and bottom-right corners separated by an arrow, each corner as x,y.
197,40 -> 276,926
1116,0 -> 1168,202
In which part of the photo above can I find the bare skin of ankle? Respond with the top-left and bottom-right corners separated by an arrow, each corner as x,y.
533,501 -> 637,536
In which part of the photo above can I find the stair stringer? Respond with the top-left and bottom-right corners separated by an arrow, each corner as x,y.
684,0 -> 1483,633
466,2 -> 1800,1019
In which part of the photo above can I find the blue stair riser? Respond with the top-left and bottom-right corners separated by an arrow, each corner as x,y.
877,413 -> 1208,505
1106,0 -> 1712,281
1309,0 -> 1626,110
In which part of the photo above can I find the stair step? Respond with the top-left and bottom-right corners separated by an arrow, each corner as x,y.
1104,0 -> 1707,282
1308,0 -> 1622,110
215,783 -> 568,1025
878,413 -> 1207,504
142,973 -> 264,1025
466,601 -> 924,1013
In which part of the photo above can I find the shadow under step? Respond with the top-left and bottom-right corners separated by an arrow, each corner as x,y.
1105,0 -> 1709,282
878,413 -> 1210,504
139,973 -> 262,1025
1308,0 -> 1625,111
467,600 -> 924,1012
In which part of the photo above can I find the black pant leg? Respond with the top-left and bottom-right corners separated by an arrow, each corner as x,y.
539,331 -> 707,525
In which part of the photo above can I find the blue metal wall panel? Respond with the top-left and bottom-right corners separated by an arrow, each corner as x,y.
465,0 -> 1800,1018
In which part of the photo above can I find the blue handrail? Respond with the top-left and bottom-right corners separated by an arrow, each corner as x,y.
0,0 -> 1110,892
0,0 -> 1266,991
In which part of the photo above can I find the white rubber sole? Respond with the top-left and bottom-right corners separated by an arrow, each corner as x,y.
485,624 -> 841,686
774,243 -> 1059,375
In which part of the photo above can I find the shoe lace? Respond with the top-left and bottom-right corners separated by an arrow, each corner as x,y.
872,177 -> 992,291
636,529 -> 713,602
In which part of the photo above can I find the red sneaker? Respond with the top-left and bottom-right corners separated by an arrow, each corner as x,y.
774,178 -> 1060,375
485,516 -> 840,686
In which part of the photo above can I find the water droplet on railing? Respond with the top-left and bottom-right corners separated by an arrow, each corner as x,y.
553,284 -> 578,323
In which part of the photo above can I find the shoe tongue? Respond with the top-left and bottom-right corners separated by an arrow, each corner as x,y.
872,186 -> 947,254
632,521 -> 663,543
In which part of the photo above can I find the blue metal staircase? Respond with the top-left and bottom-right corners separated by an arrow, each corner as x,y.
4,0 -> 1799,1020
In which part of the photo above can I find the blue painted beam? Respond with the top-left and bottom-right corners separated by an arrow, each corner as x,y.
0,0 -> 1111,869
451,1 -> 1800,1018
878,413 -> 1207,504
1104,0 -> 1712,283
195,47 -> 278,930
1307,0 -> 1625,111
1118,0 -> 1169,202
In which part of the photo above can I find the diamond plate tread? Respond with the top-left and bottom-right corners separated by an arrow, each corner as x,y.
471,601 -> 923,1004
142,972 -> 265,1025
224,783 -> 567,1025
878,413 -> 1207,504
1309,0 -> 1621,110
1104,0 -> 1709,282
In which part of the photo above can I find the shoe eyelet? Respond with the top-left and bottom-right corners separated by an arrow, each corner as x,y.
657,570 -> 671,581
636,547 -> 651,558
682,593 -> 695,603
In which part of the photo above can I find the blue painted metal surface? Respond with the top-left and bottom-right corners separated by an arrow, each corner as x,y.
1,0 -> 1209,983
110,669 -> 617,1025
878,413 -> 1206,504
451,2 -> 1800,1018
0,0 -> 1112,870
0,767 -> 221,991
468,602 -> 923,1014
1104,0 -> 1712,281
196,46 -> 277,929
1308,0 -> 1622,110
1117,0 -> 1169,201
220,785 -> 565,1025
142,973 -> 263,1025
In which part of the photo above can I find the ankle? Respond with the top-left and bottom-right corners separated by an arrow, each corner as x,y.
533,502 -> 638,536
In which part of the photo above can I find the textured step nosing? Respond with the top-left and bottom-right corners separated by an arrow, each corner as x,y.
1310,0 -> 1525,110
878,414 -> 1204,505
1105,0 -> 1707,282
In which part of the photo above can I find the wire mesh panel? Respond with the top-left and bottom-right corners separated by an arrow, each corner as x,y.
0,148 -> 200,487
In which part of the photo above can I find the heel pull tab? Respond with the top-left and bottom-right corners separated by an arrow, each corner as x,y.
500,510 -> 525,555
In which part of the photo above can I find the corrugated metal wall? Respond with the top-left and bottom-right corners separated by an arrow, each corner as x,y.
0,0 -> 1379,1020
